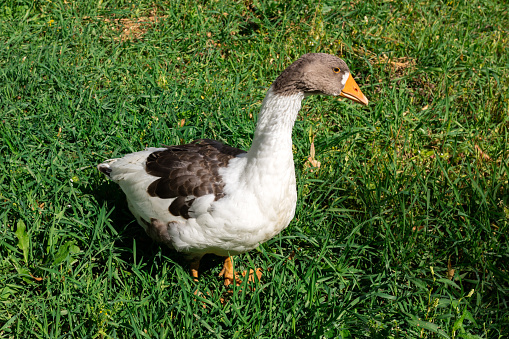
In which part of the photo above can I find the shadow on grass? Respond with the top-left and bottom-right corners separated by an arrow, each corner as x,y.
89,177 -> 225,281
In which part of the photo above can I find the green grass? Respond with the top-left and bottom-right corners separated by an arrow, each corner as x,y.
1,0 -> 508,337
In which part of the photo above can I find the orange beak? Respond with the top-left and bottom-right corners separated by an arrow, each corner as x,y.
340,74 -> 369,106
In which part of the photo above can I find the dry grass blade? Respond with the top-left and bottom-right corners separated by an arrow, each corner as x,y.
101,8 -> 167,42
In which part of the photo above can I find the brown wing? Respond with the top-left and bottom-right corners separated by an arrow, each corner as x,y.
145,139 -> 246,219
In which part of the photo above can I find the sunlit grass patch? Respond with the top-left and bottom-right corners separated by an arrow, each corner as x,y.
1,0 -> 508,337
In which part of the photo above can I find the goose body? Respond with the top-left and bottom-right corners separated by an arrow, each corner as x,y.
98,53 -> 368,283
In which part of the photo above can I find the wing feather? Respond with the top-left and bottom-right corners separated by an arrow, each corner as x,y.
145,139 -> 246,219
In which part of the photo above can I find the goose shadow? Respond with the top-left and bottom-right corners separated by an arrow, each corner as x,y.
87,176 -> 224,281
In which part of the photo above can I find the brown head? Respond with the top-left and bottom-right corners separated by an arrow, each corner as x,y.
272,53 -> 368,105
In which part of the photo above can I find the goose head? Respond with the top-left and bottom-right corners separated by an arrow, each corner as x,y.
272,53 -> 369,105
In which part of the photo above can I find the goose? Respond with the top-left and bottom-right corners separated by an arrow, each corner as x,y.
97,53 -> 368,286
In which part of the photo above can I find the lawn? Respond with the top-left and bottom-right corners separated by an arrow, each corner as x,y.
1,0 -> 508,337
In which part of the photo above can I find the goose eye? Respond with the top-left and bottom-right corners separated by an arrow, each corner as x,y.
333,67 -> 341,73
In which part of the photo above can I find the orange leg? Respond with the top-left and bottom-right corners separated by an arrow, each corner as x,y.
219,256 -> 235,286
218,256 -> 263,287
190,258 -> 200,282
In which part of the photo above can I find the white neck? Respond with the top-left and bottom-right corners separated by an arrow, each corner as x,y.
246,87 -> 304,165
